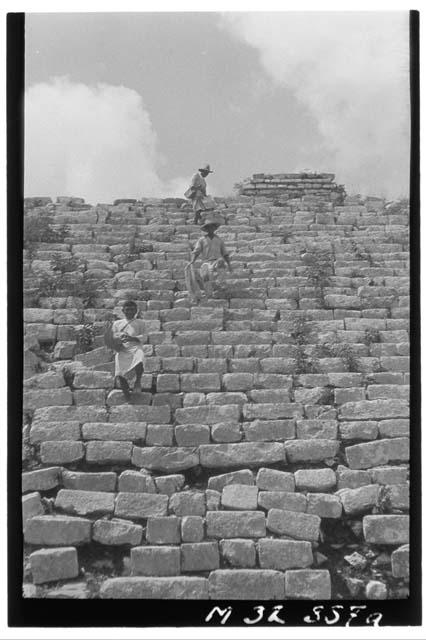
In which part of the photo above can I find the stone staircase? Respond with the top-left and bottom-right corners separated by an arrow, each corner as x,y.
22,190 -> 409,600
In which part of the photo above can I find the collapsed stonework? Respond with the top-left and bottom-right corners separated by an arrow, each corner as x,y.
22,183 -> 410,600
237,172 -> 346,203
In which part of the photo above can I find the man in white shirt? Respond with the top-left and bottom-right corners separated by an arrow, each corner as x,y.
186,218 -> 232,299
184,163 -> 214,224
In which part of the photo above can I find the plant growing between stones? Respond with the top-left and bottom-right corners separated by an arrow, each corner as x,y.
333,344 -> 363,373
50,254 -> 81,275
24,213 -> 69,258
364,328 -> 381,346
301,246 -> 333,307
76,323 -> 95,353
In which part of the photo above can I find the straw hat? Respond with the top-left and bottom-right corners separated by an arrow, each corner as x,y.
199,163 -> 214,174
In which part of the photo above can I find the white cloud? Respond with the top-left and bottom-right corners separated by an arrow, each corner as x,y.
25,78 -> 189,203
223,12 -> 410,198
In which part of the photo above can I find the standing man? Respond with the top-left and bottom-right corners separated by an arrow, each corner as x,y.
111,300 -> 145,401
184,163 -> 214,224
185,217 -> 232,300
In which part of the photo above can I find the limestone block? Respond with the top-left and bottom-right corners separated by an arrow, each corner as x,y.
243,419 -> 295,441
337,485 -> 380,514
145,425 -> 174,446
256,468 -> 295,492
131,545 -> 180,576
181,542 -> 220,571
363,515 -> 409,545
100,576 -> 208,599
222,373 -> 254,391
339,421 -> 379,441
156,374 -> 180,392
85,441 -> 133,464
55,489 -> 115,517
306,494 -> 342,518
206,511 -> 266,539
207,469 -> 254,492
296,420 -> 338,440
258,539 -> 313,570
339,399 -> 409,420
169,491 -> 206,516
199,442 -> 286,468
345,438 -> 409,469
206,489 -> 221,511
211,422 -> 241,443
155,474 -> 185,496
132,446 -> 199,472
294,469 -> 336,492
146,516 -> 181,544
180,373 -> 221,393
61,470 -> 116,492
22,492 -> 44,528
30,421 -> 81,443
209,569 -> 285,600
181,516 -> 204,542
118,471 -> 156,493
22,467 -> 62,493
258,491 -> 307,513
24,388 -> 73,411
266,509 -> 321,541
30,547 -> 79,585
285,439 -> 339,463
82,422 -> 146,442
109,404 -> 171,424
391,544 -> 409,578
115,492 -> 168,519
24,515 -> 91,545
40,441 -> 84,465
220,539 -> 256,568
285,570 -> 331,599
369,466 -> 408,484
221,484 -> 259,510
243,403 -> 303,420
175,424 -> 210,446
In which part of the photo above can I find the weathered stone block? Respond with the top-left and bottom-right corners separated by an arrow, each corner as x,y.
22,492 -> 44,528
209,569 -> 285,600
93,518 -> 143,546
85,441 -> 133,464
369,466 -> 408,484
61,470 -> 117,492
391,544 -> 409,578
145,424 -> 174,446
155,474 -> 185,496
221,484 -> 259,510
207,469 -> 254,492
181,516 -> 204,542
296,420 -> 338,440
337,485 -> 380,514
109,404 -> 171,424
73,371 -> 113,389
118,470 -> 156,493
285,439 -> 339,463
211,422 -> 241,443
258,539 -> 313,570
181,542 -> 220,571
285,569 -> 331,599
256,468 -> 295,492
222,373 -> 254,391
386,483 -> 409,510
379,419 -> 409,438
169,491 -> 206,516
55,489 -> 115,517
175,404 -> 241,424
220,539 -> 256,567
146,516 -> 181,544
22,467 -> 61,493
339,421 -> 379,441
199,442 -> 286,468
100,576 -> 208,599
30,421 -> 81,443
336,466 -> 371,490
175,424 -> 210,446
363,515 -> 409,545
339,399 -> 409,420
82,422 -> 146,442
345,438 -> 409,469
24,515 -> 91,545
132,446 -> 199,472
243,403 -> 303,420
156,374 -> 180,393
294,469 -> 336,492
306,494 -> 342,518
243,419 -> 295,441
131,545 -> 180,576
266,509 -> 321,541
115,492 -> 168,520
24,388 -> 73,411
206,489 -> 221,511
40,441 -> 84,465
258,491 -> 307,513
180,373 -> 221,393
30,547 -> 79,585
206,511 -> 266,538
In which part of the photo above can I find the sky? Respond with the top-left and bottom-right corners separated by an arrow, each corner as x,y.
25,12 -> 411,203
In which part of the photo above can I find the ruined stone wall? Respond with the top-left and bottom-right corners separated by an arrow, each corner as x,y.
22,191 -> 409,600
237,172 -> 346,202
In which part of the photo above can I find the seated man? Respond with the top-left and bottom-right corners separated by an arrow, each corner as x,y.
112,300 -> 145,401
186,218 -> 232,300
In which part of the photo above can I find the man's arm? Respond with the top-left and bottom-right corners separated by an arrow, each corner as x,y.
189,238 -> 203,264
221,240 -> 232,271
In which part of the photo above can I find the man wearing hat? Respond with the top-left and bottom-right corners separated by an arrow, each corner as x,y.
184,163 -> 214,224
186,216 -> 232,299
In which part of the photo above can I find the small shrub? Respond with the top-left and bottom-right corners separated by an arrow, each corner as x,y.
290,316 -> 312,345
294,346 -> 319,374
301,247 -> 334,307
364,328 -> 381,346
333,344 -> 363,372
76,323 -> 95,353
51,254 -> 81,274
24,213 -> 68,257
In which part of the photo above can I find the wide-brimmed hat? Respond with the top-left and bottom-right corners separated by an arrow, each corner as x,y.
201,216 -> 221,231
199,163 -> 214,174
